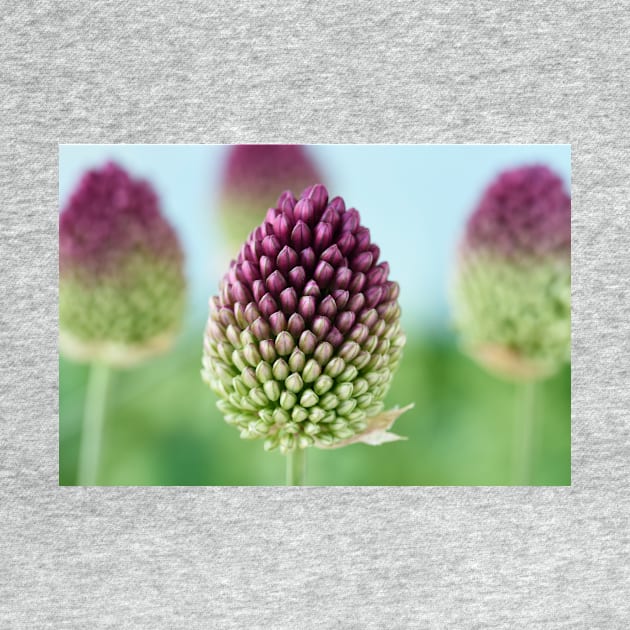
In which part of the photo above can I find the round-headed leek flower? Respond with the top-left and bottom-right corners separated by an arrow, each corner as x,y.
217,145 -> 322,255
202,184 -> 410,454
452,165 -> 571,380
59,162 -> 186,366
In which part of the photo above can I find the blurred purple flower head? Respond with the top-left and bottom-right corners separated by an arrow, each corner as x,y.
59,162 -> 185,365
220,145 -> 322,212
60,162 -> 182,276
463,165 -> 570,260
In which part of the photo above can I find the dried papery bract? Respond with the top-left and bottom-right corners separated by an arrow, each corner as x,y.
203,184 -> 411,479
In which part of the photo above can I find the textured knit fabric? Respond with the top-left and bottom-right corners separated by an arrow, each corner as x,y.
1,2 -> 628,628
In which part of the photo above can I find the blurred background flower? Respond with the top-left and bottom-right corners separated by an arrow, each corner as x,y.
452,165 -> 571,380
59,145 -> 570,485
59,162 -> 186,365
216,145 -> 322,259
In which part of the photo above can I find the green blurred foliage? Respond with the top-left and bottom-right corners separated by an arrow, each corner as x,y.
59,324 -> 570,486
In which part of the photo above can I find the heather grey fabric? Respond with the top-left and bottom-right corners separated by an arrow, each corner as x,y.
1,2 -> 628,627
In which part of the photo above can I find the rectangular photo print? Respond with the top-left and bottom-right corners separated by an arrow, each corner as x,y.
59,144 -> 571,485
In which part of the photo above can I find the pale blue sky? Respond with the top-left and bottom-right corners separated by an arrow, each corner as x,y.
59,144 -> 570,336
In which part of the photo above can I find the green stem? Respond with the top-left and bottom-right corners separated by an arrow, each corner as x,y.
286,448 -> 306,486
77,363 -> 110,486
513,380 -> 536,485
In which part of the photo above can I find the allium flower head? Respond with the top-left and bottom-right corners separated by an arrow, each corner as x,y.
217,145 -> 322,254
59,162 -> 186,365
203,184 -> 409,453
453,165 -> 571,380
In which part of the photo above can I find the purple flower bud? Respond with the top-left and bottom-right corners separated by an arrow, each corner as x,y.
287,313 -> 305,338
317,295 -> 338,319
269,311 -> 287,335
367,262 -> 389,287
251,317 -> 271,340
326,327 -> 345,348
298,295 -> 317,320
321,206 -> 342,232
338,341 -> 360,362
351,251 -> 374,273
266,270 -> 287,296
288,266 -> 306,291
231,281 -> 252,305
294,199 -> 316,225
300,247 -> 316,271
298,330 -> 318,354
314,260 -> 334,287
279,287 -> 298,314
253,226 -> 266,242
259,255 -> 274,279
292,221 -> 311,250
276,246 -> 298,275
304,183 -> 329,212
361,309 -> 379,329
312,315 -> 332,340
258,293 -> 277,318
313,221 -> 334,253
342,209 -> 360,233
336,311 -> 356,334
272,214 -> 292,242
241,260 -> 260,284
328,197 -> 345,213
244,302 -> 261,323
333,267 -> 352,290
354,227 -> 371,252
332,289 -> 350,310
349,323 -> 369,345
348,272 -> 366,294
265,207 -> 280,223
303,279 -> 321,298
278,191 -> 297,214
337,232 -> 356,256
246,239 -> 263,263
219,308 -> 236,328
365,286 -> 384,309
347,292 -> 366,313
252,279 -> 266,302
203,184 -> 406,451
320,244 -> 345,267
262,234 -> 281,258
